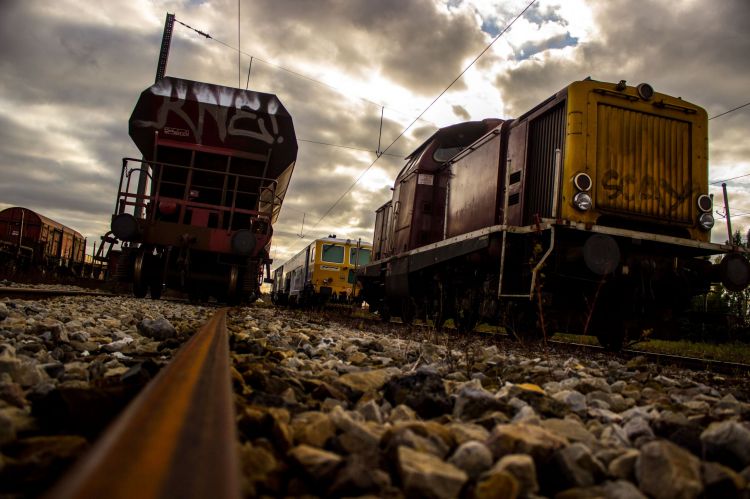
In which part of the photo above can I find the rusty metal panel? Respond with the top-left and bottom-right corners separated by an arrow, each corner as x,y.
129,77 -> 297,180
523,103 -> 566,224
372,201 -> 392,260
595,104 -> 692,222
506,121 -> 527,226
445,128 -> 504,238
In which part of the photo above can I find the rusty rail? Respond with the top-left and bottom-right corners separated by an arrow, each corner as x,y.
0,287 -> 114,299
47,308 -> 240,499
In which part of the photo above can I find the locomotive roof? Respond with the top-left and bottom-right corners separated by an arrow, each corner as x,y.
405,119 -> 503,160
318,236 -> 373,246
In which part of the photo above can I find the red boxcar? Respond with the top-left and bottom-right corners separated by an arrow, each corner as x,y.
0,206 -> 85,271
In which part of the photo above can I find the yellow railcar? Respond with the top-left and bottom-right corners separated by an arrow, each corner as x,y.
272,236 -> 372,305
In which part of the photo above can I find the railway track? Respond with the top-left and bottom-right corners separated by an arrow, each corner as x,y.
0,286 -> 115,300
12,301 -> 747,497
314,307 -> 750,377
46,308 -> 239,499
1,295 -> 743,497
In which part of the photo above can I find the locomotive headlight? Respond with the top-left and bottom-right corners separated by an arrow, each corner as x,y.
697,194 -> 712,212
698,213 -> 715,230
231,229 -> 256,255
573,172 -> 592,192
573,192 -> 592,211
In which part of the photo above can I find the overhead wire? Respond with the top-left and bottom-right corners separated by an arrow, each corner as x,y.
308,0 -> 538,231
298,139 -> 404,157
709,101 -> 750,120
710,173 -> 750,185
172,18 -> 438,127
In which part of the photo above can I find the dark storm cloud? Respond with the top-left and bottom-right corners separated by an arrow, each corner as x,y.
237,0 -> 485,96
0,0 -> 745,267
495,0 -> 750,119
452,104 -> 471,120
490,0 -> 750,236
514,32 -> 578,61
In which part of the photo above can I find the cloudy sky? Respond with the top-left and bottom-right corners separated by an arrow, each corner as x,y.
1,0 -> 749,265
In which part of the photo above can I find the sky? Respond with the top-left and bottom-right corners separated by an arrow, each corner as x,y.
1,0 -> 749,266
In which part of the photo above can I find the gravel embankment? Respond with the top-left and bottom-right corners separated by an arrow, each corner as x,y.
0,295 -> 213,496
230,307 -> 750,499
2,295 -> 749,498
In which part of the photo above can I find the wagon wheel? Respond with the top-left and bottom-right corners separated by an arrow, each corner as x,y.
400,297 -> 417,325
506,300 -> 541,341
587,283 -> 627,351
149,272 -> 163,299
379,302 -> 392,323
427,284 -> 449,330
454,288 -> 479,333
149,254 -> 164,300
226,265 -> 240,305
132,250 -> 148,298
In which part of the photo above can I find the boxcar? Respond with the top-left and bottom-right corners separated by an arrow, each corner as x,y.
0,206 -> 85,272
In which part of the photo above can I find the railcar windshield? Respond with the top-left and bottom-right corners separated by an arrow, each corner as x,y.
349,248 -> 371,266
321,244 -> 344,263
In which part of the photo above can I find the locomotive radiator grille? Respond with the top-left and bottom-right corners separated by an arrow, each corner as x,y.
595,104 -> 692,223
523,103 -> 566,224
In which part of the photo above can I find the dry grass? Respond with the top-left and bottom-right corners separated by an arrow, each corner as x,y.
553,332 -> 750,364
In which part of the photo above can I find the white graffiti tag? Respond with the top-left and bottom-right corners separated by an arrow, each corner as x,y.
132,81 -> 283,146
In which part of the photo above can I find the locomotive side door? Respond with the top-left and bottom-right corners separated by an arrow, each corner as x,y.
392,173 -> 417,254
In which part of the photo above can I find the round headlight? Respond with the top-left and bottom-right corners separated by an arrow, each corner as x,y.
698,213 -> 714,230
573,192 -> 592,211
231,229 -> 256,255
573,172 -> 592,192
637,83 -> 654,100
697,194 -> 712,212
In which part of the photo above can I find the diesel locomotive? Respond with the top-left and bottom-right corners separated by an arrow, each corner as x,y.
272,236 -> 372,305
358,79 -> 750,349
108,77 -> 298,302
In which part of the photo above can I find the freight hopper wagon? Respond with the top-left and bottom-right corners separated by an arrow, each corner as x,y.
271,237 -> 372,306
109,77 -> 298,302
358,79 -> 750,349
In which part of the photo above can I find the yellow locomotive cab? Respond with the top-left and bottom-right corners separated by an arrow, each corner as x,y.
559,80 -> 709,241
272,237 -> 372,306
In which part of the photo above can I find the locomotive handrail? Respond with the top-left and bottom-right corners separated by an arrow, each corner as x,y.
121,157 -> 280,185
117,157 -> 280,231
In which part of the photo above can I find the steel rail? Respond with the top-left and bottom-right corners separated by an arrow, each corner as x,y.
46,308 -> 240,499
0,287 -> 114,299
323,310 -> 750,376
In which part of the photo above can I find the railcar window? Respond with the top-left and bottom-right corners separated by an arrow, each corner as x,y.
350,248 -> 372,266
321,244 -> 344,263
433,146 -> 462,163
